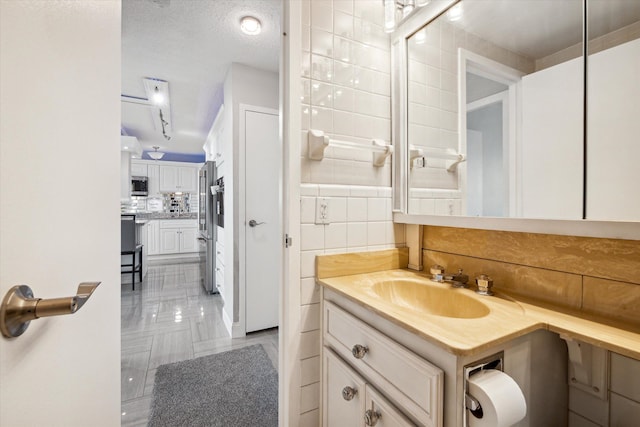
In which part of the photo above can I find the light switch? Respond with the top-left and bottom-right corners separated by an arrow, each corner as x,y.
315,197 -> 330,224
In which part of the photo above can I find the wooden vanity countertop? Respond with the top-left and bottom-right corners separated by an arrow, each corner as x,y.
317,269 -> 640,359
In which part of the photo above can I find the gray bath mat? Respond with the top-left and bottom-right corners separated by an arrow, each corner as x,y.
149,344 -> 278,427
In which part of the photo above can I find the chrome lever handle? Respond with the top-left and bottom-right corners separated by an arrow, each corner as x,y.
248,220 -> 265,227
0,282 -> 100,338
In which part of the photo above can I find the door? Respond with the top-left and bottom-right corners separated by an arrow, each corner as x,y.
0,2 -> 121,426
242,105 -> 281,333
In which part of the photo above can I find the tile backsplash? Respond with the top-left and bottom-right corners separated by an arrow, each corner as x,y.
421,226 -> 640,326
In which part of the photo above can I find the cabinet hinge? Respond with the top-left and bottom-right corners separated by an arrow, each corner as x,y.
285,234 -> 293,248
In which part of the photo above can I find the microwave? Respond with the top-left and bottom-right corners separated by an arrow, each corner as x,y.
131,176 -> 148,196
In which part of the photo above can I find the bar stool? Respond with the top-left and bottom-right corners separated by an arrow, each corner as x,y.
121,215 -> 143,290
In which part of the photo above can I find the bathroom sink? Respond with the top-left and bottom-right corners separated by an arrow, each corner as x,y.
370,279 -> 490,319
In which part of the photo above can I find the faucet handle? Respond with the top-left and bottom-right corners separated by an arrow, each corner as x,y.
429,265 -> 446,282
475,274 -> 494,295
450,269 -> 469,288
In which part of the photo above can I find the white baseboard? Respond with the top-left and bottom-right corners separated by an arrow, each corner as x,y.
222,307 -> 245,338
148,253 -> 203,264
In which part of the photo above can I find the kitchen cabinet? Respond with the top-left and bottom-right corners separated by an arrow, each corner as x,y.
146,220 -> 159,255
147,164 -> 160,196
159,165 -> 197,193
215,239 -> 225,295
130,162 -> 147,177
158,219 -> 198,254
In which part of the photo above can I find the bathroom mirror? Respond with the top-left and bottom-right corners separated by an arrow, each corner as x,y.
586,0 -> 640,221
403,0 -> 585,219
393,0 -> 640,230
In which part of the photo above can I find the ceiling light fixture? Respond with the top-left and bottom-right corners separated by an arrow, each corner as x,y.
383,0 -> 428,33
159,110 -> 171,141
240,16 -> 262,35
148,146 -> 165,160
152,86 -> 164,105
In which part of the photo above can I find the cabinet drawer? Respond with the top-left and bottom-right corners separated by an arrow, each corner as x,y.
215,266 -> 224,292
159,219 -> 197,229
215,241 -> 224,264
324,301 -> 443,427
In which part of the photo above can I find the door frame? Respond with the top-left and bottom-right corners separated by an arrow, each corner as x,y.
458,48 -> 524,217
280,0 -> 302,424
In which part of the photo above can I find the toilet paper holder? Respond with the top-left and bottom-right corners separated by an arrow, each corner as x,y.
463,352 -> 504,425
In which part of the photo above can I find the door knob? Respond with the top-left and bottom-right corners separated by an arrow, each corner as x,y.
248,220 -> 265,227
364,409 -> 381,426
342,386 -> 358,401
0,282 -> 100,338
352,344 -> 369,359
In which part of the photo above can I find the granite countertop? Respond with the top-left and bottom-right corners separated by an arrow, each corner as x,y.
316,251 -> 640,360
121,212 -> 198,220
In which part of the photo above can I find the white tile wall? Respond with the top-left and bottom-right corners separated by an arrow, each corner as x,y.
297,0 -> 404,423
568,350 -> 640,427
297,181 -> 405,422
301,0 -> 392,187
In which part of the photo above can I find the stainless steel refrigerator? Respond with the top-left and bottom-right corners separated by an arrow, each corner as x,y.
198,161 -> 217,294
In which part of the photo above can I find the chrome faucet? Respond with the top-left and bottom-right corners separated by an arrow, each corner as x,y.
429,265 -> 470,288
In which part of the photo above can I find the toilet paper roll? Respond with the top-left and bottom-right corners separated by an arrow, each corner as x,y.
467,369 -> 527,427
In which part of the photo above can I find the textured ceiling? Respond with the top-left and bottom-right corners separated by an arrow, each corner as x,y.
121,0 -> 281,156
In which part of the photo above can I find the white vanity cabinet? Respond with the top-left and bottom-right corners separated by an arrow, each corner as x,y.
323,288 -> 568,427
323,301 -> 444,426
324,348 -> 415,427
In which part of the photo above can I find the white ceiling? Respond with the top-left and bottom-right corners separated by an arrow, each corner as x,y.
121,0 -> 281,156
453,0 -> 640,60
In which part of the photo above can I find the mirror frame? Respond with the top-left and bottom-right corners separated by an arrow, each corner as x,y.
391,0 -> 640,240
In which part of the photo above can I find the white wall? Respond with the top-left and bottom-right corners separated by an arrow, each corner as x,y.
467,102 -> 505,217
587,38 -> 640,221
0,1 -> 121,425
221,63 -> 279,333
520,57 -> 583,219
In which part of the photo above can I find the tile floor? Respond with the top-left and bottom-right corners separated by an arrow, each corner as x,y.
121,262 -> 279,427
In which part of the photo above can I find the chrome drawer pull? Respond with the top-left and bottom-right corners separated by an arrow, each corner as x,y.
352,344 -> 369,359
364,409 -> 381,426
342,386 -> 357,401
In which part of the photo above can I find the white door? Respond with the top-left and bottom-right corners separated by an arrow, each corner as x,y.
0,2 -> 121,426
242,106 -> 281,333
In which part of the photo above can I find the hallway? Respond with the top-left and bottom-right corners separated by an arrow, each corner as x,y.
121,262 -> 278,426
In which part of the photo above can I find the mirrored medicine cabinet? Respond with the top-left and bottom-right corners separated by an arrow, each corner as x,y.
390,0 -> 640,239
